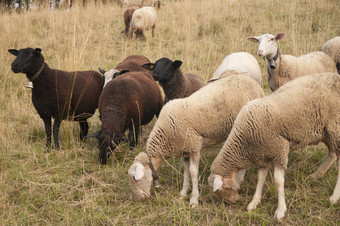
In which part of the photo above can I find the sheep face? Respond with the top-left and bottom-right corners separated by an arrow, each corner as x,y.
128,162 -> 153,200
142,57 -> 182,82
98,133 -> 120,164
98,68 -> 129,87
9,48 -> 44,74
208,173 -> 240,204
247,33 -> 285,58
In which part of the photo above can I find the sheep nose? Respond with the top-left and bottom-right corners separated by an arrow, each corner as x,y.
153,73 -> 159,81
257,50 -> 263,57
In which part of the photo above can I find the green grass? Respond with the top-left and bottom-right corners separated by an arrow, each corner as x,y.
1,0 -> 340,224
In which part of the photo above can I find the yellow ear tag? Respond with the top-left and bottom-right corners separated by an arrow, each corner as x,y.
150,65 -> 155,69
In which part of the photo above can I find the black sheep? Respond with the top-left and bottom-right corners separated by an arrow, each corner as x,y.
142,57 -> 205,104
96,70 -> 163,164
8,47 -> 104,151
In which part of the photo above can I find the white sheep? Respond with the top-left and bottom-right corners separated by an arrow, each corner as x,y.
208,72 -> 340,221
129,6 -> 156,39
128,74 -> 264,207
322,36 -> 340,74
247,33 -> 338,91
209,52 -> 262,86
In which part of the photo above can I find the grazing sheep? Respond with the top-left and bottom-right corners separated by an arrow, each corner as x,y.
98,55 -> 151,87
322,36 -> 340,74
209,52 -> 262,85
129,6 -> 157,39
208,72 -> 340,221
128,74 -> 265,207
142,57 -> 205,104
122,4 -> 141,36
8,47 -> 104,150
247,33 -> 338,91
96,71 -> 163,164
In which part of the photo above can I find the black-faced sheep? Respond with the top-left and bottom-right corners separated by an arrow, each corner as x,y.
98,55 -> 152,87
142,57 -> 205,104
96,71 -> 163,164
8,47 -> 104,150
208,72 -> 340,221
129,6 -> 157,39
128,74 -> 264,207
247,33 -> 338,91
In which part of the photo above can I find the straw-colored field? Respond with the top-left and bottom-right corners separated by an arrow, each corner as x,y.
1,0 -> 339,224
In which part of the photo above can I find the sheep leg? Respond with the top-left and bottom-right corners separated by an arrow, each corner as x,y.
247,166 -> 269,212
42,116 -> 52,151
79,120 -> 89,142
330,159 -> 340,204
189,152 -> 200,207
52,118 -> 61,150
180,157 -> 190,198
311,151 -> 337,180
273,165 -> 287,221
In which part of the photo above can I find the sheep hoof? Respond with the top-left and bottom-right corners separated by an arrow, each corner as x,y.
274,207 -> 286,222
190,203 -> 198,208
329,196 -> 338,204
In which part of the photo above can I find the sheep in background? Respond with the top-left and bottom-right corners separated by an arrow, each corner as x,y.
247,33 -> 338,91
129,6 -> 156,39
96,71 -> 163,164
208,72 -> 340,221
322,36 -> 340,74
128,74 -> 264,207
142,57 -> 205,104
209,52 -> 262,86
143,0 -> 160,8
98,55 -> 151,87
122,4 -> 141,36
8,48 -> 104,151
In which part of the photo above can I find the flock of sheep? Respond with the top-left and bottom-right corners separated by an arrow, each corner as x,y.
7,1 -> 340,221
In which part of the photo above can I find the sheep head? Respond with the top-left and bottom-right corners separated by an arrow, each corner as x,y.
208,172 -> 240,204
247,33 -> 285,59
9,47 -> 45,76
128,152 -> 153,200
142,57 -> 182,83
98,67 -> 129,88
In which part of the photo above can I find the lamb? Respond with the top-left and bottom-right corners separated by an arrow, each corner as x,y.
8,47 -> 104,151
98,55 -> 151,87
208,72 -> 340,221
247,33 -> 338,91
322,36 -> 340,74
209,52 -> 262,86
122,4 -> 141,36
128,74 -> 265,207
142,57 -> 205,104
95,71 -> 163,164
129,6 -> 157,39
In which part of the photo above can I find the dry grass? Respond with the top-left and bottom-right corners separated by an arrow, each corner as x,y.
1,0 -> 340,224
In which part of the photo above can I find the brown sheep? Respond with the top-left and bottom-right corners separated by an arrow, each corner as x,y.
122,4 -> 142,36
96,71 -> 163,164
8,47 -> 104,151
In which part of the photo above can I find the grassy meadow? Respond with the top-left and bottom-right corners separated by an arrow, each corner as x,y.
1,0 -> 340,224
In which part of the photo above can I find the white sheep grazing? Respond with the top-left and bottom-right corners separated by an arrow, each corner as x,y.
208,72 -> 340,221
129,6 -> 156,39
322,36 -> 340,74
209,52 -> 262,86
128,74 -> 264,207
247,33 -> 338,91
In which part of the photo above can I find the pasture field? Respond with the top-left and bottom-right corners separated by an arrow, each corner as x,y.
1,0 -> 340,224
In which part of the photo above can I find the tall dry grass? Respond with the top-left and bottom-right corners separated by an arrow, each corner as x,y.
0,0 -> 340,224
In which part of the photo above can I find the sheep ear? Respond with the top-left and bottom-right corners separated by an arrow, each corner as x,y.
172,60 -> 182,69
134,163 -> 145,180
247,37 -> 259,43
35,48 -> 42,55
275,33 -> 285,41
141,63 -> 156,71
98,67 -> 106,75
8,49 -> 19,56
119,70 -> 129,75
213,175 -> 223,192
